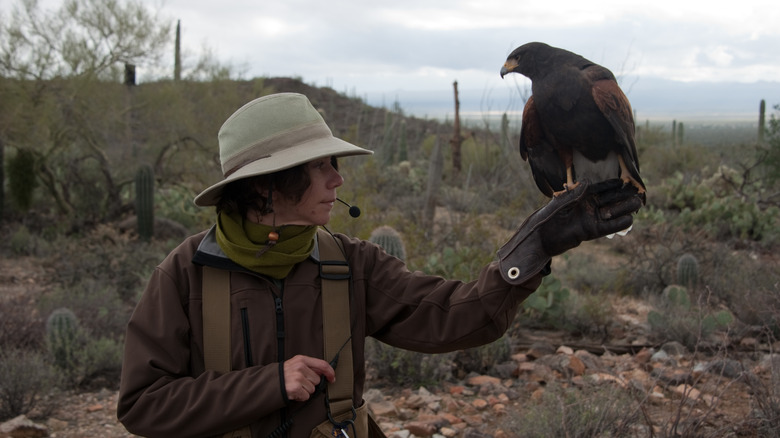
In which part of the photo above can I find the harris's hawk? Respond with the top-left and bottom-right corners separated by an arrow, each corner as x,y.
500,42 -> 646,204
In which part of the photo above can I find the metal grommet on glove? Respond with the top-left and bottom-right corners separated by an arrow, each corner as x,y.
507,267 -> 520,280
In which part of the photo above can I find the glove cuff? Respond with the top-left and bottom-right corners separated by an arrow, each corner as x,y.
497,221 -> 552,284
496,182 -> 590,285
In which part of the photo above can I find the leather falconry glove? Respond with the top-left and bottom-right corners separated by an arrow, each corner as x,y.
497,179 -> 643,285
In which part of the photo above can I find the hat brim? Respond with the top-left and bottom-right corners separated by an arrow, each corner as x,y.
194,136 -> 372,207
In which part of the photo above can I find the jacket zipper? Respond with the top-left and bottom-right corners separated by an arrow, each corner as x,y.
274,290 -> 288,436
240,308 -> 253,367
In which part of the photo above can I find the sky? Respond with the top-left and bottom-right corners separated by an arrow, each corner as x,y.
7,0 -> 780,120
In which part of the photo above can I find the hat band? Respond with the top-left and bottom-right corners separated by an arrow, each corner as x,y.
221,122 -> 332,177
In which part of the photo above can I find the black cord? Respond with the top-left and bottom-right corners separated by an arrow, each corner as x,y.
320,225 -> 350,262
266,336 -> 352,438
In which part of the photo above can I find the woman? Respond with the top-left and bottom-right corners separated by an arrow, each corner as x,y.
117,93 -> 641,438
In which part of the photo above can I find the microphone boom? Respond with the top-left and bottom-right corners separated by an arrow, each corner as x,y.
336,198 -> 361,218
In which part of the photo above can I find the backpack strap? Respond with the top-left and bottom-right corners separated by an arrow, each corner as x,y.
202,266 -> 231,373
201,266 -> 252,438
316,228 -> 355,419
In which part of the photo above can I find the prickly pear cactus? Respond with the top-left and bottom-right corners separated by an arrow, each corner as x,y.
662,285 -> 691,311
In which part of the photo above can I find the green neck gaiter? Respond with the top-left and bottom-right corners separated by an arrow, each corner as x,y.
215,211 -> 317,279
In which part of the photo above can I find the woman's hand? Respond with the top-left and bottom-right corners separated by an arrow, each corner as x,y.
282,355 -> 336,402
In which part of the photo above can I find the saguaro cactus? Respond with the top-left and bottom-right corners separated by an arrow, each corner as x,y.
174,20 -> 182,81
135,164 -> 155,241
369,225 -> 406,261
759,99 -> 766,143
7,148 -> 37,211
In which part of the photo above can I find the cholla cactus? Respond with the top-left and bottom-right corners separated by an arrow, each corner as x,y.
369,225 -> 406,261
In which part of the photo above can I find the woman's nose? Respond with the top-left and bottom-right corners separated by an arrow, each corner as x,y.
330,169 -> 344,188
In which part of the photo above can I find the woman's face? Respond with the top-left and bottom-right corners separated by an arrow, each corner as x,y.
268,156 -> 344,226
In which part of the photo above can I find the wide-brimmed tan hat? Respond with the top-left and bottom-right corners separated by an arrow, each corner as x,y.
194,93 -> 373,206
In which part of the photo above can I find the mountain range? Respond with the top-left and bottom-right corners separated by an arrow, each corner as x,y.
366,79 -> 779,124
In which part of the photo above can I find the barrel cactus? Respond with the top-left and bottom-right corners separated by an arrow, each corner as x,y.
46,308 -> 80,372
369,225 -> 406,261
135,164 -> 155,241
676,253 -> 699,289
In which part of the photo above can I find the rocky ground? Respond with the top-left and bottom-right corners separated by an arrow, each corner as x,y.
2,245 -> 779,437
5,317 -> 777,438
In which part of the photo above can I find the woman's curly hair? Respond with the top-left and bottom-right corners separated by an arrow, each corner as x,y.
215,157 -> 338,219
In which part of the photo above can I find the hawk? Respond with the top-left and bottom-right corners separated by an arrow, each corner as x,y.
501,42 -> 646,203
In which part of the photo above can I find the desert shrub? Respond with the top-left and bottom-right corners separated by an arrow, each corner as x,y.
38,278 -> 129,340
418,245 -> 492,281
557,248 -> 633,295
0,295 -> 45,351
647,288 -> 734,350
77,336 -> 123,388
640,141 -> 720,184
617,223 -> 712,296
364,338 -> 453,387
452,335 -> 511,378
44,308 -> 124,388
729,263 -> 780,336
0,347 -> 59,421
564,290 -> 616,337
499,380 -> 639,437
650,169 -> 780,244
743,354 -> 780,436
156,184 -> 213,232
7,224 -> 52,257
44,224 -> 168,302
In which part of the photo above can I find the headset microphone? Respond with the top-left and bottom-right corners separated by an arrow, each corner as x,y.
336,198 -> 361,218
